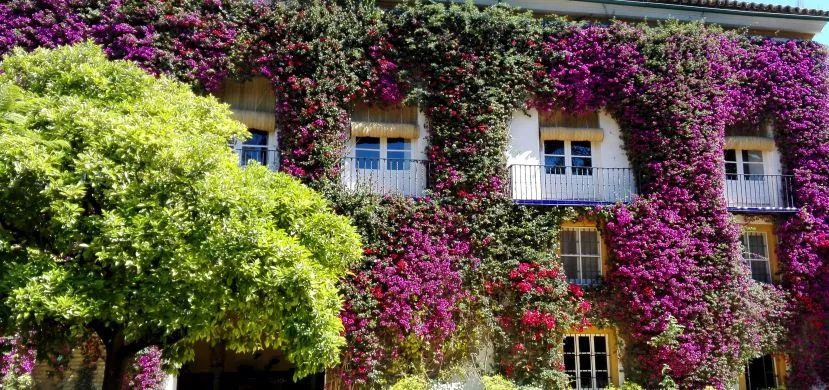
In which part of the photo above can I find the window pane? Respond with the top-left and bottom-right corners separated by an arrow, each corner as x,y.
578,336 -> 591,353
572,157 -> 593,175
244,130 -> 269,146
742,150 -> 764,163
595,355 -> 608,371
748,234 -> 767,258
563,336 -> 575,353
571,141 -> 592,157
544,140 -> 565,156
580,231 -> 600,255
240,148 -> 267,166
579,372 -> 593,388
563,256 -> 579,281
596,372 -> 609,388
561,230 -> 579,254
726,162 -> 738,180
581,259 -> 600,281
593,336 -> 607,353
743,162 -> 765,178
545,156 -> 566,175
356,137 -> 380,149
387,137 -> 409,151
564,354 -> 576,371
724,149 -> 737,162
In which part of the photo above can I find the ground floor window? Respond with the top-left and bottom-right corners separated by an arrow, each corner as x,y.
563,334 -> 610,389
745,354 -> 777,390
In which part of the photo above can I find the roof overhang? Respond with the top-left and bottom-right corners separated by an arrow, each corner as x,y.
465,0 -> 829,37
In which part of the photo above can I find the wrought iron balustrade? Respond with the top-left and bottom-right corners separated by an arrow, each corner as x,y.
725,173 -> 796,212
340,157 -> 430,196
508,164 -> 638,206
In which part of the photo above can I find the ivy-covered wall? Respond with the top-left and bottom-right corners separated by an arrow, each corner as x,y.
2,0 -> 828,388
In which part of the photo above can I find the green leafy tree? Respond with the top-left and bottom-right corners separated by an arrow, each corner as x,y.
0,43 -> 362,390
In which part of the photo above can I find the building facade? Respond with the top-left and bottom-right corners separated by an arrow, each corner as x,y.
9,0 -> 829,389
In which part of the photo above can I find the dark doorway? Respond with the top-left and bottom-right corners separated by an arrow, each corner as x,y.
177,371 -> 324,390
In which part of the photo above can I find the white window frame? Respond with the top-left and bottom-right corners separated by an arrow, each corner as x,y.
352,136 -> 413,170
232,129 -> 278,170
560,228 -> 603,285
563,334 -> 611,390
543,140 -> 594,176
725,149 -> 765,181
740,231 -> 772,283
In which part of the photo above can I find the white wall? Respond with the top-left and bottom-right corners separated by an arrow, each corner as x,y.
597,110 -> 631,169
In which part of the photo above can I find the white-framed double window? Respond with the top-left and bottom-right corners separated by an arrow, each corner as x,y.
725,149 -> 765,181
563,334 -> 611,390
740,232 -> 772,283
233,129 -> 277,170
561,228 -> 602,285
354,137 -> 412,170
544,140 -> 593,176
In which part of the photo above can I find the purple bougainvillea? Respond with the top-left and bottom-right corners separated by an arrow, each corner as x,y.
0,336 -> 36,382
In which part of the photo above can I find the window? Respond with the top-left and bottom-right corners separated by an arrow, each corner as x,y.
354,137 -> 411,170
725,149 -> 764,181
240,129 -> 270,166
355,137 -> 381,169
564,335 -> 610,390
745,355 -> 777,390
544,140 -> 593,175
386,138 -> 411,171
561,229 -> 602,285
741,232 -> 771,283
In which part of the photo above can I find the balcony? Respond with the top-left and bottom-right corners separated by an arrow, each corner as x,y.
340,157 -> 429,196
508,164 -> 797,212
509,165 -> 638,206
725,174 -> 796,212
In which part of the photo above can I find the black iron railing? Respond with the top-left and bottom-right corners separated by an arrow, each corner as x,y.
725,174 -> 796,211
340,157 -> 430,196
508,164 -> 638,206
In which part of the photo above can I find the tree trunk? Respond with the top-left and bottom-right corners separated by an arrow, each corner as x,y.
101,329 -> 131,390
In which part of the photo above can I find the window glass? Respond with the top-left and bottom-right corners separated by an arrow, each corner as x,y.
571,141 -> 593,175
742,150 -> 765,180
725,149 -> 738,180
561,229 -> 602,285
240,129 -> 269,166
544,140 -> 566,175
356,137 -> 381,169
386,138 -> 411,171
741,232 -> 771,283
563,335 -> 610,390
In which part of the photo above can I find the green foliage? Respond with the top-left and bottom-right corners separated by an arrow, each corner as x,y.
389,375 -> 430,390
0,43 -> 362,379
481,374 -> 518,390
605,382 -> 644,390
0,373 -> 33,390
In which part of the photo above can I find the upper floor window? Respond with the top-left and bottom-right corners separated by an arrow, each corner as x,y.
564,334 -> 610,390
741,232 -> 771,283
725,149 -> 765,181
355,136 -> 411,170
544,140 -> 593,176
561,228 -> 602,285
239,129 -> 272,167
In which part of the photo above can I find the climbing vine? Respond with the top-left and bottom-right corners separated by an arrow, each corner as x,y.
1,0 -> 828,388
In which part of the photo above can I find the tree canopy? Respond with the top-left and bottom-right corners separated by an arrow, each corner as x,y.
0,42 -> 362,389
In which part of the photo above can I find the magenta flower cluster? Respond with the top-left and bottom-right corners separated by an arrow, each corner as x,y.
123,346 -> 165,390
337,198 -> 477,384
0,335 -> 36,381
